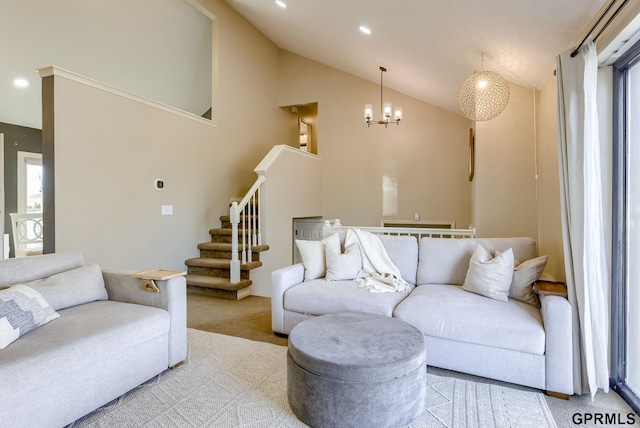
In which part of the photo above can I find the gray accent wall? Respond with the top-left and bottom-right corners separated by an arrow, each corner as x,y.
1,121 -> 43,258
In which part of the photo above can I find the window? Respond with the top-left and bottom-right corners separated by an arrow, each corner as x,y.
612,37 -> 640,415
17,151 -> 42,214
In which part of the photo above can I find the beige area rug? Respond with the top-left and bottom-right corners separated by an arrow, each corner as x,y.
68,329 -> 557,428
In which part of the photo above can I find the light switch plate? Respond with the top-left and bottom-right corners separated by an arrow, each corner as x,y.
161,205 -> 173,216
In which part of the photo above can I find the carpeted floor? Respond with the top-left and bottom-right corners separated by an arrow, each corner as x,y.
188,294 -> 640,428
70,329 -> 556,427
187,293 -> 287,347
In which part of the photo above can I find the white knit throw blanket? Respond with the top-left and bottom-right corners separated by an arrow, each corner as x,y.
345,228 -> 410,293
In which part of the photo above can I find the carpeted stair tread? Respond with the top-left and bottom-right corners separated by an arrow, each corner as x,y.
186,274 -> 251,291
219,215 -> 260,222
185,257 -> 262,270
197,242 -> 269,252
209,228 -> 253,236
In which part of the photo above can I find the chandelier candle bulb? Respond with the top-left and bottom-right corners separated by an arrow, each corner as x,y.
383,102 -> 392,120
394,106 -> 403,121
364,104 -> 373,121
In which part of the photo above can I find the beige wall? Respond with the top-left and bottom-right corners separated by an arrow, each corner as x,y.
473,82 -> 539,240
278,51 -> 473,229
47,0 -> 567,295
49,0 -> 289,271
250,146 -> 323,296
537,74 -> 565,281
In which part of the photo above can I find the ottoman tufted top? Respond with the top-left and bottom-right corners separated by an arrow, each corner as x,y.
288,312 -> 426,383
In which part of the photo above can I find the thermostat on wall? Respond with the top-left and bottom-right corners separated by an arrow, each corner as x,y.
154,178 -> 165,190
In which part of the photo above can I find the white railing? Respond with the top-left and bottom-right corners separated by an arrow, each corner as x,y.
229,175 -> 265,283
322,219 -> 476,240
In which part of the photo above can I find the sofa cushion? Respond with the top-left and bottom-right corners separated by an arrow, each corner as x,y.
462,245 -> 514,302
417,237 -> 537,285
0,300 -> 170,394
0,285 -> 60,349
284,279 -> 413,317
377,235 -> 418,285
393,284 -> 545,355
21,263 -> 108,311
0,252 -> 85,287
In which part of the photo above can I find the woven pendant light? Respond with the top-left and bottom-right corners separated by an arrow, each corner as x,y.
458,70 -> 510,122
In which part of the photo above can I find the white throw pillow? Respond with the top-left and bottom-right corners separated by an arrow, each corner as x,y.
510,255 -> 548,307
462,245 -> 514,303
325,233 -> 362,281
295,239 -> 326,281
0,284 -> 60,349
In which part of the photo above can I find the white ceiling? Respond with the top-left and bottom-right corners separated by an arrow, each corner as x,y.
224,0 -> 607,115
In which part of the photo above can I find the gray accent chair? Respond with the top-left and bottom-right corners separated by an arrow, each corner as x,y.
272,236 -> 574,397
0,252 -> 187,428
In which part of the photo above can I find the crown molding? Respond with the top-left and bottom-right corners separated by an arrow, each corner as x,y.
37,66 -> 218,127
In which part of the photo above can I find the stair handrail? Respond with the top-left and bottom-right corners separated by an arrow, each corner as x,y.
229,175 -> 265,283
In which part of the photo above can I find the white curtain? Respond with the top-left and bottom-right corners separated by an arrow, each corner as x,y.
556,41 -> 610,398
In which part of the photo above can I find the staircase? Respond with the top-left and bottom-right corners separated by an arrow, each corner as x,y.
185,214 -> 269,300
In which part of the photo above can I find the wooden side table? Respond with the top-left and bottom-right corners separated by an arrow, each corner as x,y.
533,280 -> 568,298
130,269 -> 186,292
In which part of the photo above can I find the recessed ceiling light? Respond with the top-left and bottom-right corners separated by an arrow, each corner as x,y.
13,78 -> 29,88
275,0 -> 287,8
359,26 -> 371,35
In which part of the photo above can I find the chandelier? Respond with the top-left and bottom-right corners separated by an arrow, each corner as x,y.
457,55 -> 510,122
364,66 -> 402,127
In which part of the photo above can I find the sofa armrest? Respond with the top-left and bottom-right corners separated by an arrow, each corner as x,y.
102,268 -> 187,367
271,263 -> 305,334
540,294 -> 573,395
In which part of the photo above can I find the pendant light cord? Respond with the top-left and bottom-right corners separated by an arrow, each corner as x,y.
380,67 -> 386,118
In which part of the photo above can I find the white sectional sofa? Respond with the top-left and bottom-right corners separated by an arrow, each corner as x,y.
272,235 -> 574,396
0,252 -> 187,428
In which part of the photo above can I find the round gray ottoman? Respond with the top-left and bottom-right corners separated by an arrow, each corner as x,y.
287,312 -> 426,428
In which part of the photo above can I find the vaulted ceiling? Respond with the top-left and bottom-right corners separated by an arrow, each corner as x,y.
0,0 -> 609,130
224,0 -> 607,115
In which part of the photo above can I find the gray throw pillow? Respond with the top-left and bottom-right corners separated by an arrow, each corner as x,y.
23,263 -> 108,311
0,284 -> 60,349
509,255 -> 548,307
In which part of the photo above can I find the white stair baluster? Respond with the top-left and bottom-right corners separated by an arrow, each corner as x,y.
241,204 -> 247,265
247,196 -> 253,263
257,186 -> 262,246
230,202 -> 241,284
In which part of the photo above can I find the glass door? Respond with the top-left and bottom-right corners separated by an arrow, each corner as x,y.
627,60 -> 640,395
613,38 -> 640,414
